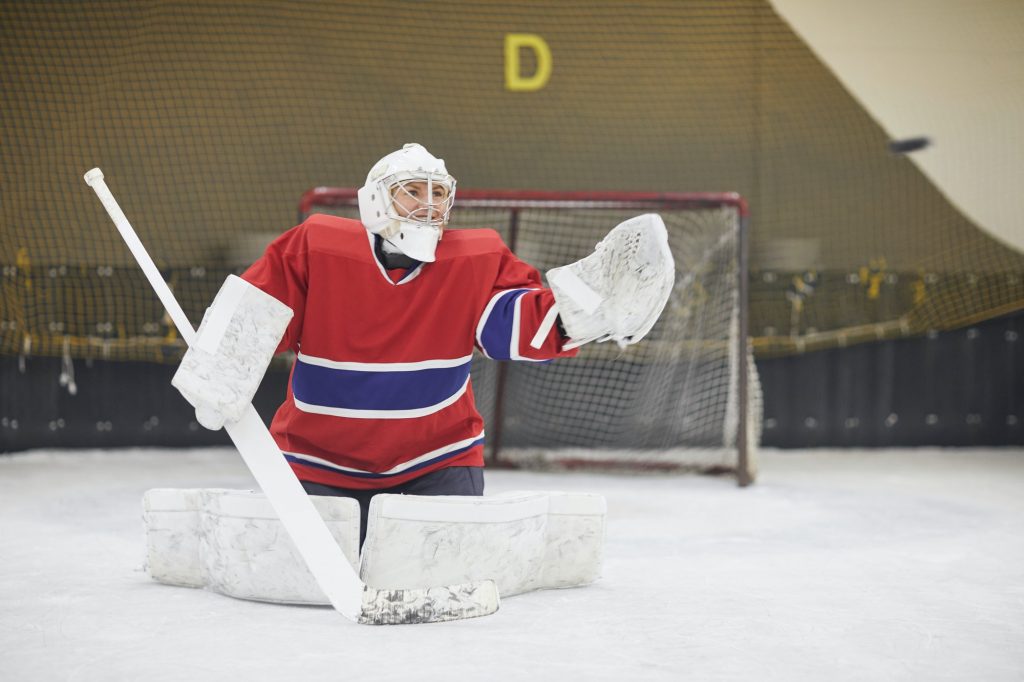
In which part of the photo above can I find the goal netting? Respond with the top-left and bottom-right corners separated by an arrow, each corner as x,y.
299,189 -> 761,485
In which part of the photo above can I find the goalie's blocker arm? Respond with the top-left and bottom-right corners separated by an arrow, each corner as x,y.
172,275 -> 292,430
542,213 -> 675,350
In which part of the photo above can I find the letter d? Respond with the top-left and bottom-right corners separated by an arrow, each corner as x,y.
504,34 -> 552,92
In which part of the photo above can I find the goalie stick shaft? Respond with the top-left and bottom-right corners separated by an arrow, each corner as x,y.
83,168 -> 363,617
84,172 -> 197,346
83,168 -> 498,624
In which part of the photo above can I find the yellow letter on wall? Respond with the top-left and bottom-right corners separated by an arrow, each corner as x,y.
504,34 -> 552,92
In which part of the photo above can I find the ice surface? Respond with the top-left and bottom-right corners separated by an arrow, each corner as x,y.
2,447 -> 1023,681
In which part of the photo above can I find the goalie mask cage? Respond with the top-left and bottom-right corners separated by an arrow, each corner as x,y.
300,189 -> 761,486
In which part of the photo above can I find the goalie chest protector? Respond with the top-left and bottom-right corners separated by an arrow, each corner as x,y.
241,214 -> 576,490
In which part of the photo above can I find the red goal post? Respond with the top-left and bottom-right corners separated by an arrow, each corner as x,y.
298,188 -> 758,486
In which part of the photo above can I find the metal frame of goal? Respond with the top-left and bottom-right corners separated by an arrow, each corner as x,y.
298,188 -> 758,486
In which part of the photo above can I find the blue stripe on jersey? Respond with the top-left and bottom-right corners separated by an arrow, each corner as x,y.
291,358 -> 472,411
284,437 -> 486,480
478,289 -> 530,360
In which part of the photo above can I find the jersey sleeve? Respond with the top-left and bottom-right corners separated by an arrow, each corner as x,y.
475,244 -> 579,362
240,223 -> 309,354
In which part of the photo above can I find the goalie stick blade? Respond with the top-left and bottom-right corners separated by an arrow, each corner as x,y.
359,580 -> 500,625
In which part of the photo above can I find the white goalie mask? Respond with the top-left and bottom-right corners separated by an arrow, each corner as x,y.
357,143 -> 457,262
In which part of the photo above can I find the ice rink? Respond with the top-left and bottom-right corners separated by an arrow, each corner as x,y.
2,447 -> 1022,681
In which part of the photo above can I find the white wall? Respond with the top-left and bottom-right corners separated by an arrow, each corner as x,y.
770,0 -> 1024,254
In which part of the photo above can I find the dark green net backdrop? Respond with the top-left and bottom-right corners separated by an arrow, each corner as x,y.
2,0 -> 1023,362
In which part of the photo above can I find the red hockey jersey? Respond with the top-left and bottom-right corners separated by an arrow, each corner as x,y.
242,214 -> 577,490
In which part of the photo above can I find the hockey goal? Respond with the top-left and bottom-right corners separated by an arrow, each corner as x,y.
299,189 -> 761,485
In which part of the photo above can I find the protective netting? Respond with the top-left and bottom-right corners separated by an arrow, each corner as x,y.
303,192 -> 760,480
2,1 -> 1022,358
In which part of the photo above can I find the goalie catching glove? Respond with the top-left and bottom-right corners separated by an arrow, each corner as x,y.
172,275 -> 292,430
546,213 -> 675,349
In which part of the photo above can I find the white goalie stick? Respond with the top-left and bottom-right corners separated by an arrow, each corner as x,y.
83,168 -> 500,625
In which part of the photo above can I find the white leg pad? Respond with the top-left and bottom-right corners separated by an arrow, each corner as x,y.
142,488 -> 360,604
143,488 -> 215,588
359,491 -> 606,597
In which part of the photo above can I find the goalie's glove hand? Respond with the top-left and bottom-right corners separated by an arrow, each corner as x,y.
546,214 -> 674,349
171,275 -> 292,432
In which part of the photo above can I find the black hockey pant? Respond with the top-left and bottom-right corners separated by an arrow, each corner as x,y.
300,466 -> 484,547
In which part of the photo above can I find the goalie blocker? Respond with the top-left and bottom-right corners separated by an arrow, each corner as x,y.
172,274 -> 292,431
144,488 -> 606,604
